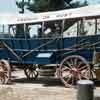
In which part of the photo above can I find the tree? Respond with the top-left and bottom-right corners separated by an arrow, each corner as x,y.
27,0 -> 48,12
16,0 -> 48,13
48,0 -> 66,11
16,0 -> 88,13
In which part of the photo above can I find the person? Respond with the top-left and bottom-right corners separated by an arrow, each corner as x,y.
54,23 -> 61,37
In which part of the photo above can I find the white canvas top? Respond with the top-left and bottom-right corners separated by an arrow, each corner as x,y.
1,5 -> 100,25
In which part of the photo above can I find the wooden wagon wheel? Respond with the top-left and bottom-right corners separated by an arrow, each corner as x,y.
24,64 -> 38,80
0,59 -> 11,84
59,55 -> 94,88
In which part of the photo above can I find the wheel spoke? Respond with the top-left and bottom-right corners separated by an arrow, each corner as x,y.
65,75 -> 71,84
26,69 -> 30,75
32,73 -> 34,78
33,72 -> 36,78
62,66 -> 70,72
65,61 -> 72,69
24,65 -> 38,79
31,72 -> 34,78
31,71 -> 35,78
74,58 -> 78,67
0,59 -> 11,84
71,76 -> 75,85
89,70 -> 95,79
4,74 -> 8,78
70,58 -> 74,66
62,72 -> 71,78
34,71 -> 38,76
77,61 -> 83,68
64,75 -> 75,87
83,69 -> 91,79
0,78 -> 5,84
79,73 -> 89,79
78,74 -> 82,80
29,71 -> 33,78
78,65 -> 87,71
28,71 -> 31,77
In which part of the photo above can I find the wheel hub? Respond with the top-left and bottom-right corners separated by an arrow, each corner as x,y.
70,68 -> 80,77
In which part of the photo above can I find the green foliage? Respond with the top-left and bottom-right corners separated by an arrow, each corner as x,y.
16,1 -> 27,9
48,0 -> 66,11
27,0 -> 48,12
16,0 -> 48,12
16,0 -> 88,13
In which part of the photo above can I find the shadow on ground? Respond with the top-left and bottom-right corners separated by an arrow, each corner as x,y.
94,79 -> 100,87
12,77 -> 100,87
11,70 -> 100,88
12,77 -> 64,87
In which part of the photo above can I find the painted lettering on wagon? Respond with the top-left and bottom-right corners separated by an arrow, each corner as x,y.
42,15 -> 50,19
56,12 -> 72,18
17,17 -> 39,22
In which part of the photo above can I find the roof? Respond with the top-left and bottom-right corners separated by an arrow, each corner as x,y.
1,5 -> 100,25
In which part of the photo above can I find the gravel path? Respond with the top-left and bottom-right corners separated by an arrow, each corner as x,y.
0,70 -> 99,100
0,85 -> 77,100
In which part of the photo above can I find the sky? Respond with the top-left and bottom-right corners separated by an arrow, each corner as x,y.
0,0 -> 100,13
0,0 -> 32,13
0,0 -> 18,13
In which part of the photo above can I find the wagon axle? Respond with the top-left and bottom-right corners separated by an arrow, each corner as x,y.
70,68 -> 80,77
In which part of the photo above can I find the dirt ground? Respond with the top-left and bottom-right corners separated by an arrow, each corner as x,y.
0,69 -> 100,100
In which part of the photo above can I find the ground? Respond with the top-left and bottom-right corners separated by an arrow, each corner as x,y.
0,69 -> 100,100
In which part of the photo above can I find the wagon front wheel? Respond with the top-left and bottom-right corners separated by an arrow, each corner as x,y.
0,59 -> 11,84
59,55 -> 93,88
24,65 -> 38,80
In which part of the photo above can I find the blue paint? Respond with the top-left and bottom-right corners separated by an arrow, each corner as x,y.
0,34 -> 100,64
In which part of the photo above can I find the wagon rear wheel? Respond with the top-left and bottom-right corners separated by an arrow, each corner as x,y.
59,55 -> 93,88
0,59 -> 11,84
24,65 -> 38,80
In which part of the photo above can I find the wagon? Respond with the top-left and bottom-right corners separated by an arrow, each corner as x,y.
0,5 -> 100,87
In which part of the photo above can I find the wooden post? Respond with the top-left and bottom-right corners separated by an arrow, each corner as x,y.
77,80 -> 94,100
95,18 -> 97,35
77,21 -> 80,36
2,25 -> 5,33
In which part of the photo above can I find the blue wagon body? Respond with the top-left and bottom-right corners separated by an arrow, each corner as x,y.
0,34 -> 100,65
